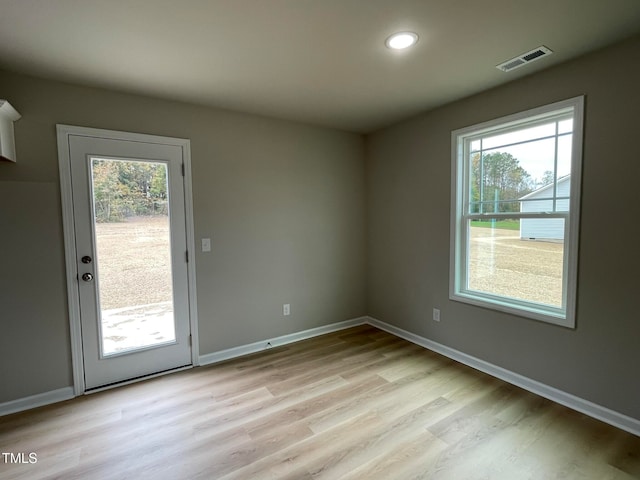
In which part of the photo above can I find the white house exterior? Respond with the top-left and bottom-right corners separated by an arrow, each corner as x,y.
519,175 -> 570,241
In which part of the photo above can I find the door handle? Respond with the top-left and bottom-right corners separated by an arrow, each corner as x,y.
82,273 -> 94,282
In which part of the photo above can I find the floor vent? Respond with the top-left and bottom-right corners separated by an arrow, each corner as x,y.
496,46 -> 553,72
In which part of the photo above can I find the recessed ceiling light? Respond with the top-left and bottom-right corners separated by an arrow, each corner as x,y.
385,32 -> 418,50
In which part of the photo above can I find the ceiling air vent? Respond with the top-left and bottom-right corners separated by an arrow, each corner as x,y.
496,46 -> 553,72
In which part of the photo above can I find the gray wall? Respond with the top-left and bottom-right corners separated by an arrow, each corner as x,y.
2,34 -> 639,423
366,35 -> 640,420
0,72 -> 366,403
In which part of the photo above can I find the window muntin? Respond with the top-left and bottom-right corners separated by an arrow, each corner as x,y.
450,97 -> 583,327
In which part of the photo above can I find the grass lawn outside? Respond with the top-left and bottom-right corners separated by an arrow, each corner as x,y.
470,219 -> 520,231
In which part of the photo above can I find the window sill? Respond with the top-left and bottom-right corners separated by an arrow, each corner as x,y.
450,291 -> 574,329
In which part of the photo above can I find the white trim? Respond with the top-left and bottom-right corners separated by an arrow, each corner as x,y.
56,124 -> 199,394
366,316 -> 640,437
181,143 -> 200,366
0,99 -> 21,162
4,317 -> 639,436
565,97 -> 584,330
0,388 -> 74,417
57,127 -> 86,396
449,96 -> 584,328
199,317 -> 367,366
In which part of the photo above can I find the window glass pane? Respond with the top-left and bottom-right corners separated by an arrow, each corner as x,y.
520,184 -> 571,214
470,136 -> 556,206
467,219 -> 564,308
557,134 -> 573,178
482,122 -> 556,150
499,137 -> 557,190
470,139 -> 481,152
558,118 -> 573,134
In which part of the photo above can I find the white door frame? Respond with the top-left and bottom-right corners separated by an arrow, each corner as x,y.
57,125 -> 200,395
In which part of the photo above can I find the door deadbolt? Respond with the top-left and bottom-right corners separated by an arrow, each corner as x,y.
81,256 -> 92,264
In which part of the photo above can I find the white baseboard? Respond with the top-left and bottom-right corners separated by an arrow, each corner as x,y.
1,318 -> 368,417
5,317 -> 639,438
199,316 -> 368,366
0,387 -> 75,417
366,316 -> 640,437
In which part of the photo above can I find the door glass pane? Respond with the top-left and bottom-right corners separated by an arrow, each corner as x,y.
90,157 -> 176,356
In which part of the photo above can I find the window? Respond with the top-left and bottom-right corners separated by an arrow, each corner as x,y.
450,97 -> 584,327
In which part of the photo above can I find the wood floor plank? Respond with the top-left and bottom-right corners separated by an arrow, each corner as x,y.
1,326 -> 639,479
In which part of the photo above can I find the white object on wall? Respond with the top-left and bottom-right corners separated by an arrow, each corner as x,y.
0,100 -> 21,162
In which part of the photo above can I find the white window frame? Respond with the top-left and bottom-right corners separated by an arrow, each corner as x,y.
450,96 -> 584,328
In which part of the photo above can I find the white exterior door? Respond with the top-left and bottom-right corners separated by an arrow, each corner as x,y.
58,126 -> 194,391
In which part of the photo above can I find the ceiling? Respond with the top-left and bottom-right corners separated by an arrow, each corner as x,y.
1,1 -> 640,133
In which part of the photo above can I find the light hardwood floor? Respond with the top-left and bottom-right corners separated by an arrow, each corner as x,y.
1,325 -> 639,479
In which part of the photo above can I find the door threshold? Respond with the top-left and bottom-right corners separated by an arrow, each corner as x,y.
84,364 -> 193,395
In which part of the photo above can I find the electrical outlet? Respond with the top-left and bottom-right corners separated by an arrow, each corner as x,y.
201,238 -> 211,252
433,308 -> 441,322
283,304 -> 290,316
